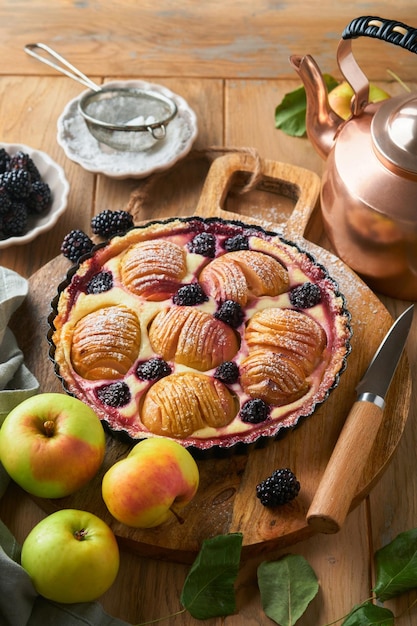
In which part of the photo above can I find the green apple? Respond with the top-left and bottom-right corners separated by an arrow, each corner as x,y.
0,393 -> 105,498
102,438 -> 200,528
328,80 -> 390,119
21,509 -> 120,603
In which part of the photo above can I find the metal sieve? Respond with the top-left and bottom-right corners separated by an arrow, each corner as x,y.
24,43 -> 178,152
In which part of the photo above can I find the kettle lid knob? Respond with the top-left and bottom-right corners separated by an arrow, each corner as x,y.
372,94 -> 417,175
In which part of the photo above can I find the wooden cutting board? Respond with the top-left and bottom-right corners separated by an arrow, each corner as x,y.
11,152 -> 412,563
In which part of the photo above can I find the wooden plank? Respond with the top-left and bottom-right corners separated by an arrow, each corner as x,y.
367,298 -> 417,626
2,1 -> 417,80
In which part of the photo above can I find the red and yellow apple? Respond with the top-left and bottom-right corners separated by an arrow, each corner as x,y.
329,81 -> 390,119
102,438 -> 200,528
21,509 -> 120,603
0,393 -> 105,498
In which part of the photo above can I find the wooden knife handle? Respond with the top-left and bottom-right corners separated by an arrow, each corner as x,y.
307,400 -> 384,533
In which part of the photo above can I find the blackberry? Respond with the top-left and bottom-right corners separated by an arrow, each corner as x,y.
289,282 -> 322,309
187,232 -> 216,257
96,381 -> 131,407
61,229 -> 94,263
0,186 -> 12,215
8,151 -> 41,181
214,361 -> 239,384
173,283 -> 208,306
0,148 -> 11,174
136,357 -> 171,381
240,398 -> 270,424
256,468 -> 300,507
2,169 -> 32,199
1,202 -> 28,236
214,300 -> 244,328
91,209 -> 134,238
27,180 -> 51,214
86,271 -> 113,294
223,234 -> 249,252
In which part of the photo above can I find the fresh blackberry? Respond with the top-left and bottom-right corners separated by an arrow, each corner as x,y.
289,282 -> 322,309
223,234 -> 249,252
61,229 -> 94,263
96,381 -> 131,407
187,232 -> 216,257
27,180 -> 52,214
256,468 -> 300,507
91,209 -> 134,238
240,398 -> 270,424
214,361 -> 239,384
8,151 -> 41,181
173,283 -> 208,306
1,202 -> 28,236
136,357 -> 171,381
86,271 -> 113,294
0,186 -> 12,215
2,169 -> 32,199
214,300 -> 244,328
0,148 -> 11,174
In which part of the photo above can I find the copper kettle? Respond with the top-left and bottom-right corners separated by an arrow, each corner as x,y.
290,16 -> 417,300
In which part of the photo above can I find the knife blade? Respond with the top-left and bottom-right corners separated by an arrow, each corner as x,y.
307,304 -> 414,534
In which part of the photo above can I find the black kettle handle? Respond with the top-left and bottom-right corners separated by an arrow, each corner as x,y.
337,16 -> 417,116
342,16 -> 417,53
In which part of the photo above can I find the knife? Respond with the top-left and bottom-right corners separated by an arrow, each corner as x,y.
307,304 -> 414,534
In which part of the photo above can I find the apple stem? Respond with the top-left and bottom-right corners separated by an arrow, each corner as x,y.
169,508 -> 185,525
74,528 -> 89,541
43,420 -> 55,437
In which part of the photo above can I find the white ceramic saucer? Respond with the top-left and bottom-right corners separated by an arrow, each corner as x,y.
57,80 -> 198,179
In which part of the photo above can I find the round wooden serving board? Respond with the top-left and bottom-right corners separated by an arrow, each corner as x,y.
12,153 -> 412,563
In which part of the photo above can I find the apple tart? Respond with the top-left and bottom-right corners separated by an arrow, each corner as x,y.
49,217 -> 351,453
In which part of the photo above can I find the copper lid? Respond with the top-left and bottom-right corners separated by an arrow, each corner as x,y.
372,93 -> 417,177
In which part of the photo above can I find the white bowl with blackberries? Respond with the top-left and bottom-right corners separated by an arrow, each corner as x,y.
0,143 -> 69,248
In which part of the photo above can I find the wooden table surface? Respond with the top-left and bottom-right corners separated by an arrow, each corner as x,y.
1,2 -> 416,624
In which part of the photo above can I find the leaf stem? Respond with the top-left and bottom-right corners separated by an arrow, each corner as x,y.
321,597 -> 376,626
386,69 -> 411,92
133,608 -> 187,626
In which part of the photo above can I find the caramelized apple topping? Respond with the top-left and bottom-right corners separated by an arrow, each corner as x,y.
245,308 -> 327,375
120,239 -> 187,300
141,372 -> 237,437
71,305 -> 141,380
240,349 -> 309,405
199,250 -> 289,305
148,307 -> 239,371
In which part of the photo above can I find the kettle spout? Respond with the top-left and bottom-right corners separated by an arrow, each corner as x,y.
290,54 -> 344,160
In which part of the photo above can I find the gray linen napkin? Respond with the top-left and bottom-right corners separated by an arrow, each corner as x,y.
0,267 -> 130,626
0,267 -> 40,424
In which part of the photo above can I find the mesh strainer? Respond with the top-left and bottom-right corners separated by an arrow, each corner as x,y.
25,43 -> 178,152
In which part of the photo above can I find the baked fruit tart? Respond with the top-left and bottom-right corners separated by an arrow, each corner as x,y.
49,217 -> 351,454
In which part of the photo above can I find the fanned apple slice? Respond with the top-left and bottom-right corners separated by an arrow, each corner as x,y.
120,239 -> 187,300
199,255 -> 248,305
245,308 -> 326,375
141,372 -> 237,437
227,250 -> 289,296
149,307 -> 239,370
240,349 -> 309,405
71,305 -> 141,380
199,250 -> 288,305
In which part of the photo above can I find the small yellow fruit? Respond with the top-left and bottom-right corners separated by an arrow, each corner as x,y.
328,81 -> 390,120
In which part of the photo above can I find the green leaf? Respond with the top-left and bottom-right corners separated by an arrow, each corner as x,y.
374,527 -> 417,601
257,554 -> 319,626
180,532 -> 243,619
275,74 -> 339,137
341,601 -> 394,625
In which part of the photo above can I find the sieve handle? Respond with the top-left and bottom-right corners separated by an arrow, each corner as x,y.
24,43 -> 101,92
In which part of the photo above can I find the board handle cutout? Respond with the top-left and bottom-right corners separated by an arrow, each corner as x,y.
193,152 -> 320,240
